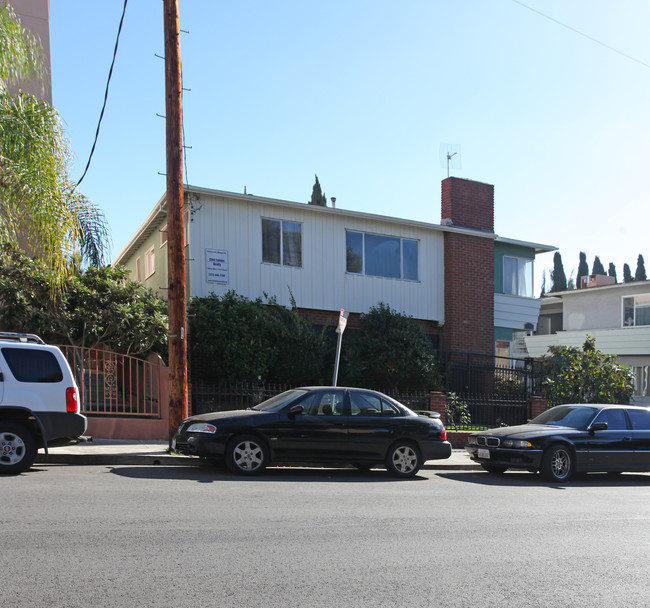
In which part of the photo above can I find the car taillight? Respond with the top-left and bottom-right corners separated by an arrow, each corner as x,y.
66,387 -> 79,413
440,426 -> 447,441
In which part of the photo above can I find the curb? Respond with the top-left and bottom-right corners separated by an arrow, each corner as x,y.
36,453 -> 482,469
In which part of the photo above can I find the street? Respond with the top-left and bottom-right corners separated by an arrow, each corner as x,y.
3,464 -> 650,608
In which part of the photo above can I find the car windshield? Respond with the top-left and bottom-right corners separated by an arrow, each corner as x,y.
530,405 -> 598,429
252,389 -> 309,411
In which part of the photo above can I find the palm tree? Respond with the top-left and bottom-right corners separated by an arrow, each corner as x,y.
0,3 -> 109,278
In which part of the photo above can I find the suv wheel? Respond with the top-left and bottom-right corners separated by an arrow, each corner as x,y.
0,423 -> 37,474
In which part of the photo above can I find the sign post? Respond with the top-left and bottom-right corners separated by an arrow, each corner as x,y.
332,309 -> 348,386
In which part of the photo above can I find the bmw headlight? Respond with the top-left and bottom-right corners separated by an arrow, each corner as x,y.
502,439 -> 532,448
186,423 -> 217,434
467,436 -> 478,445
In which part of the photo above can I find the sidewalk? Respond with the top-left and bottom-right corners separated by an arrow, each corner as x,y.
36,439 -> 480,470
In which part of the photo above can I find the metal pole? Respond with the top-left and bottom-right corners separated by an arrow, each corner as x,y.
332,332 -> 343,387
164,0 -> 188,444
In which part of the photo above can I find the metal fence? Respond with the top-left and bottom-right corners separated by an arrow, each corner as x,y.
439,351 -> 543,430
58,345 -> 161,417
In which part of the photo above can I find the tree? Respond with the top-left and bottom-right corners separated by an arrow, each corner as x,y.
635,254 -> 647,282
343,302 -> 442,392
591,256 -> 605,276
188,290 -> 326,385
576,251 -> 589,289
0,4 -> 108,278
539,270 -> 546,297
623,263 -> 634,283
550,252 -> 567,292
608,263 -> 617,282
308,174 -> 327,206
0,243 -> 167,356
541,336 -> 634,406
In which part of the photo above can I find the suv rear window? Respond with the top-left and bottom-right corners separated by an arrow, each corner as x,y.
1,347 -> 64,383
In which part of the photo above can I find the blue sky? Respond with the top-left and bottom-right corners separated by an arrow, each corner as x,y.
49,0 -> 650,292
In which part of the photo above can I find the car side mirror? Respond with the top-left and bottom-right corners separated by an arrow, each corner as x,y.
288,404 -> 304,419
589,421 -> 608,433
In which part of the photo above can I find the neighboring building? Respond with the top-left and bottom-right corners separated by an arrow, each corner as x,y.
525,280 -> 650,404
113,177 -> 555,359
10,0 -> 52,103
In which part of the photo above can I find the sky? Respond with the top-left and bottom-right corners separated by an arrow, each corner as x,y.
48,0 -> 650,292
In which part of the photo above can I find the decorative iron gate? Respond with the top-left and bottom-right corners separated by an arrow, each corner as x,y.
58,345 -> 161,417
439,351 -> 543,428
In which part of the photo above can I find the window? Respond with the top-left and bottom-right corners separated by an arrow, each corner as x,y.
298,390 -> 345,416
262,219 -> 302,267
1,348 -> 63,383
623,294 -> 650,327
160,224 -> 168,247
144,246 -> 155,278
594,409 -> 628,431
350,391 -> 400,416
628,407 -> 650,430
503,256 -> 533,297
346,230 -> 418,281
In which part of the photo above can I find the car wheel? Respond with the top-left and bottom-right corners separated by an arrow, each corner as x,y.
0,422 -> 37,474
482,464 -> 507,475
226,435 -> 268,475
541,444 -> 573,482
385,442 -> 421,478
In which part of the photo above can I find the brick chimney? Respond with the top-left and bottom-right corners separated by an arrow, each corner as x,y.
441,177 -> 495,356
441,177 -> 494,231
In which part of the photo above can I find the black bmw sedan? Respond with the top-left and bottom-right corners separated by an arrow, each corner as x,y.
172,387 -> 451,477
466,403 -> 650,482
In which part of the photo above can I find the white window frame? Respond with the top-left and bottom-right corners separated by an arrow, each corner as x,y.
622,294 -> 650,327
160,224 -> 168,247
503,256 -> 533,298
345,230 -> 419,281
144,246 -> 155,279
261,218 -> 302,268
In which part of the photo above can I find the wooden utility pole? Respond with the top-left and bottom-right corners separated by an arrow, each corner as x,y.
164,0 -> 188,443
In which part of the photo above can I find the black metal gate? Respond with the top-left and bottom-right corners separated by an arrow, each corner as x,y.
439,351 -> 542,428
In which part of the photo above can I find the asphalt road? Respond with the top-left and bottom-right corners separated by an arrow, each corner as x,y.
3,464 -> 650,608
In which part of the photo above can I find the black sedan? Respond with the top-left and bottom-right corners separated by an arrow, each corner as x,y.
466,403 -> 650,482
172,387 -> 451,477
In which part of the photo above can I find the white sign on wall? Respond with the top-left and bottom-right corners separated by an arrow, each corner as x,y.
205,249 -> 229,284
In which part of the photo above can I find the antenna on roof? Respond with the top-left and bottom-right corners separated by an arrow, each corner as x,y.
439,143 -> 462,178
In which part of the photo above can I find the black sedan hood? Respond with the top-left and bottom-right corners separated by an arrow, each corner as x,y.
184,409 -> 270,423
476,424 -> 580,438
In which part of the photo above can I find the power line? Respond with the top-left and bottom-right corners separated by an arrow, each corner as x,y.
75,0 -> 129,188
511,0 -> 650,71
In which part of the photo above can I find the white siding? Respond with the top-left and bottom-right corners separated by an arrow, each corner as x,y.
525,327 -> 650,358
494,294 -> 541,330
188,193 -> 445,321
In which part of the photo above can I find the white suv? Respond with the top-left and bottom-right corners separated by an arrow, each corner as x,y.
0,332 -> 87,473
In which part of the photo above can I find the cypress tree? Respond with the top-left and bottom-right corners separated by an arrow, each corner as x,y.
576,252 -> 589,289
592,256 -> 605,276
550,252 -> 567,292
635,254 -> 647,281
308,174 -> 327,206
608,263 -> 617,283
623,263 -> 634,283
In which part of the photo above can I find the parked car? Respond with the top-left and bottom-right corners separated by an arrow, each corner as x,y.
173,387 -> 451,477
466,403 -> 650,482
0,332 -> 87,473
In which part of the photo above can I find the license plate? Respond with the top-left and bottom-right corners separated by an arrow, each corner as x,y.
478,448 -> 490,459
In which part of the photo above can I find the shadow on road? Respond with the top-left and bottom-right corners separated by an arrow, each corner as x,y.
108,464 -> 430,483
438,470 -> 650,488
